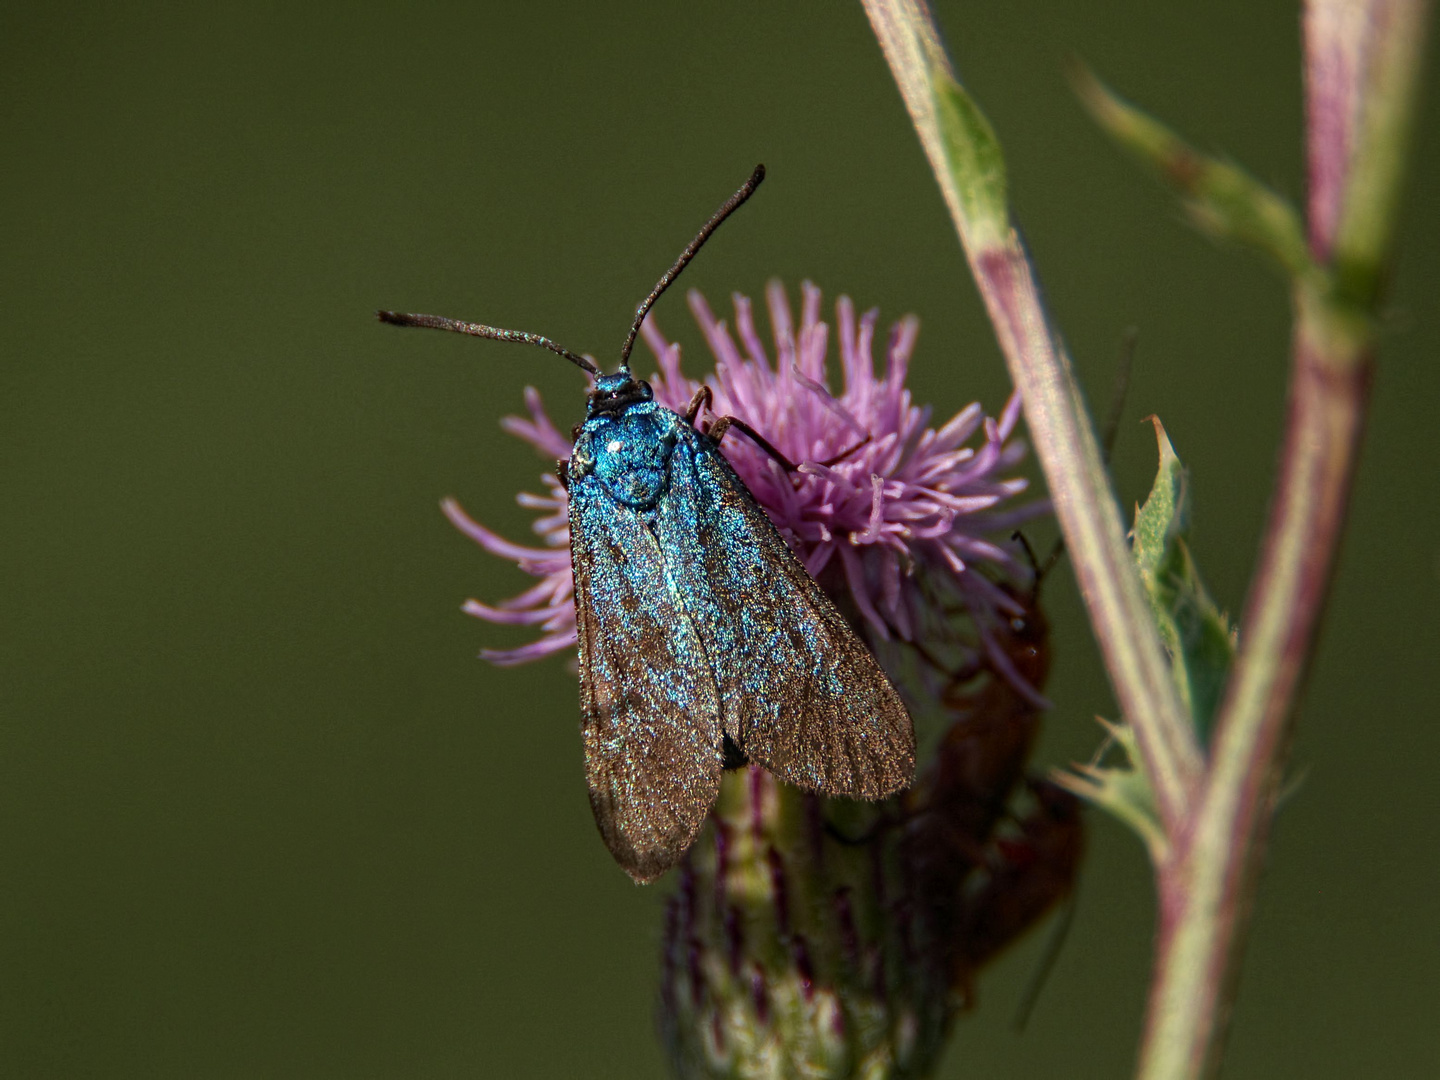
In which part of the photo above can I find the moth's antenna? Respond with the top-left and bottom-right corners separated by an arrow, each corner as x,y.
617,164 -> 766,371
377,310 -> 600,376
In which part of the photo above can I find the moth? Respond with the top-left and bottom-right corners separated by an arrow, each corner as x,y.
381,166 -> 915,882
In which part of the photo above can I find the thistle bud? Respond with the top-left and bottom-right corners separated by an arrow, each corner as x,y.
660,767 -> 951,1079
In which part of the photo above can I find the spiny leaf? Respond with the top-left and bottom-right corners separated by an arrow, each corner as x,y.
1134,417 -> 1235,745
1132,414 -> 1186,578
1056,721 -> 1166,863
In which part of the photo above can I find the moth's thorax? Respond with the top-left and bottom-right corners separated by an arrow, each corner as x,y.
571,397 -> 681,509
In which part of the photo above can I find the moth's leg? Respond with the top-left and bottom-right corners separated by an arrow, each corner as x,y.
720,733 -> 749,771
699,390 -> 866,475
708,415 -> 799,473
816,433 -> 872,467
686,385 -> 799,472
683,385 -> 713,426
555,459 -> 570,491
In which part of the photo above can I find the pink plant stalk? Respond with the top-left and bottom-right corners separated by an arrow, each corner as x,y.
862,1 -> 1429,1077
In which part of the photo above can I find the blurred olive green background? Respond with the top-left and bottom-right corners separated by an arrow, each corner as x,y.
2,2 -> 1436,1077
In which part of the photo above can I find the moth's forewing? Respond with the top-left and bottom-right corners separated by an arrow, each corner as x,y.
658,428 -> 915,800
568,471 -> 724,884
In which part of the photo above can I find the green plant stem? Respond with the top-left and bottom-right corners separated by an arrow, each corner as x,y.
1135,293 -> 1372,1079
862,0 -> 1203,832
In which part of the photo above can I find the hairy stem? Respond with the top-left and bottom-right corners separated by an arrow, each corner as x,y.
862,0 -> 1203,832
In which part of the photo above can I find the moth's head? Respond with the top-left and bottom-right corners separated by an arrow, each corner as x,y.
586,370 -> 653,418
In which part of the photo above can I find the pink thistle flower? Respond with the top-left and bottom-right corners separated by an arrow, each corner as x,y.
443,281 -> 1046,684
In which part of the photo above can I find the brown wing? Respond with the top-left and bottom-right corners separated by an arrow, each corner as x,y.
655,431 -> 915,800
568,475 -> 723,883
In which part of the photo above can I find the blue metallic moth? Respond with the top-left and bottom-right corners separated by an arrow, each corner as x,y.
380,166 -> 915,882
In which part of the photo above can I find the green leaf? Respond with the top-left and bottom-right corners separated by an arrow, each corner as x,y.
1132,414 -> 1185,580
1133,417 -> 1235,745
931,64 -> 1009,250
1071,64 -> 1315,282
1056,721 -> 1166,864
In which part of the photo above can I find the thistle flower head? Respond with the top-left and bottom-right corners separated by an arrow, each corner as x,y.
443,281 -> 1043,676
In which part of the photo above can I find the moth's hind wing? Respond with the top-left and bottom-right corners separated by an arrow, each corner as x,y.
660,434 -> 915,801
569,477 -> 724,883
